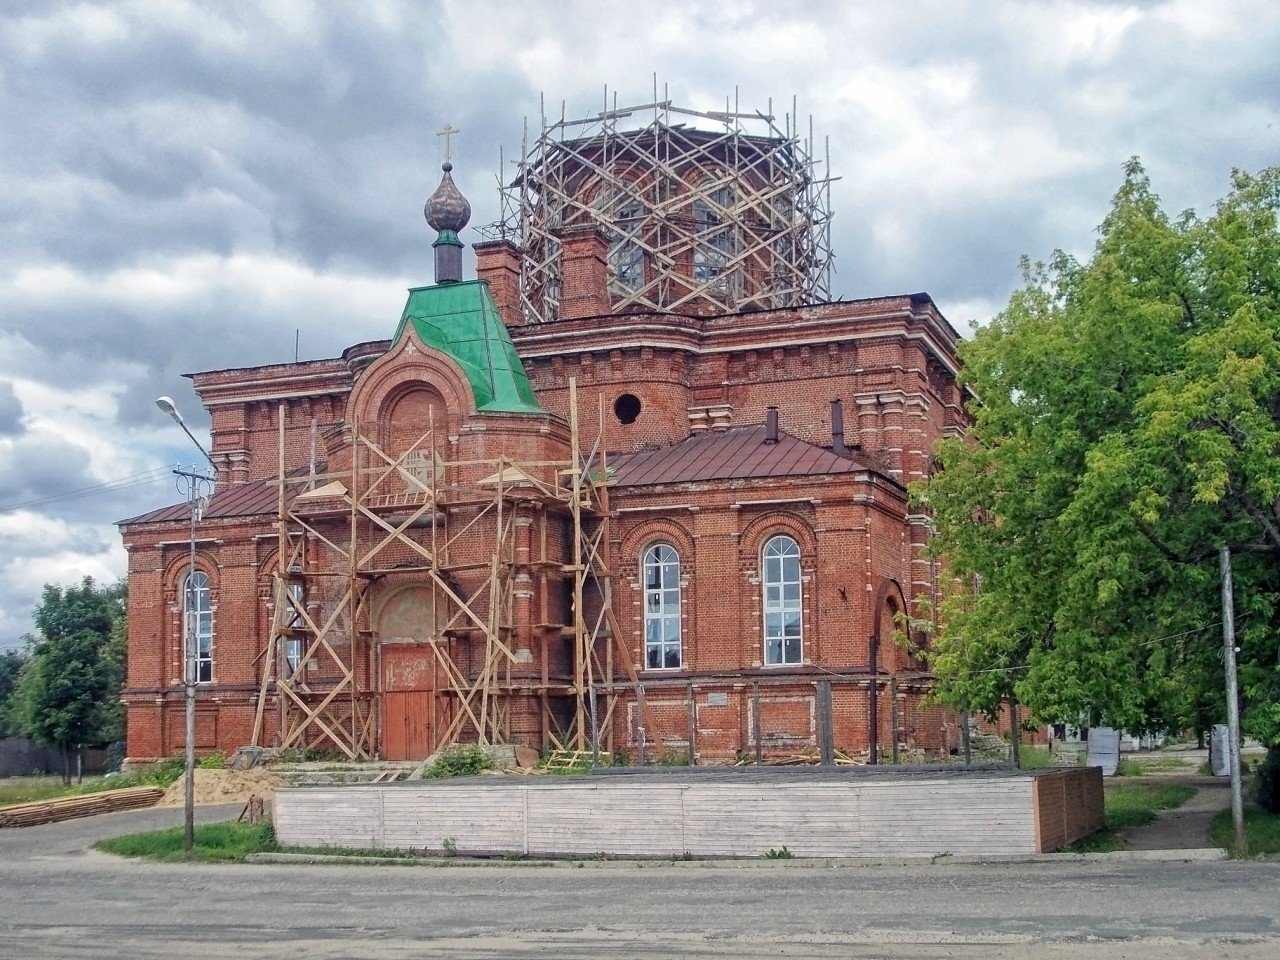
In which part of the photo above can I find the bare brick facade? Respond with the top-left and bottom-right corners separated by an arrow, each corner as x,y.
120,111 -> 967,765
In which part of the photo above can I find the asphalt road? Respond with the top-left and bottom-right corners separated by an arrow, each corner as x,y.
1,805 -> 1278,959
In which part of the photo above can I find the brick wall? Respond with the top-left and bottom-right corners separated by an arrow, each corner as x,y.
121,279 -> 965,762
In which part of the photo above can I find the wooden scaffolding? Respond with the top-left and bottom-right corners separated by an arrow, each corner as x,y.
480,83 -> 836,322
250,380 -> 651,760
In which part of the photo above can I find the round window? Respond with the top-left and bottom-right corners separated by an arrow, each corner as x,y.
614,393 -> 642,425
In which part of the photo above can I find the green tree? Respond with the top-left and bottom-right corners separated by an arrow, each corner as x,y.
923,161 -> 1280,747
0,647 -> 31,737
15,577 -> 127,781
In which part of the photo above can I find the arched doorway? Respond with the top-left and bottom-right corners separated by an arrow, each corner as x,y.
376,584 -> 444,760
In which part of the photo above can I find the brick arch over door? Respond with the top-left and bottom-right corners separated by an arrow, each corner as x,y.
372,581 -> 448,762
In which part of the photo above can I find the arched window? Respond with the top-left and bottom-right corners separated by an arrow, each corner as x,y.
642,543 -> 682,669
762,535 -> 802,665
693,185 -> 738,285
183,570 -> 213,683
611,198 -> 645,294
284,579 -> 305,676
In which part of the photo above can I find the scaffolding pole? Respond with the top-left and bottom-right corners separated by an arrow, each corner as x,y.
252,378 -> 652,760
480,90 -> 836,322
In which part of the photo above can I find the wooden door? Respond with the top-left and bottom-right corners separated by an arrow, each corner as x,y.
381,645 -> 434,760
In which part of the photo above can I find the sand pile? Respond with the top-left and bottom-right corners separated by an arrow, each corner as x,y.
156,768 -> 284,807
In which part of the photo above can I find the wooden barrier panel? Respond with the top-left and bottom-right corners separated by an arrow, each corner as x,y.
275,768 -> 1101,858
1031,767 -> 1105,851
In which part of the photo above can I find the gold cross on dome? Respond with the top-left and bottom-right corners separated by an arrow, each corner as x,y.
437,123 -> 460,163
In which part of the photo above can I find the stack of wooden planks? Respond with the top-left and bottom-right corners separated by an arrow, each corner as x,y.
734,748 -> 864,767
0,786 -> 164,828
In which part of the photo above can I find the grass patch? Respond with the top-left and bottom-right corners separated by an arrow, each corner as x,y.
1127,755 -> 1197,773
0,760 -> 185,807
1017,746 -> 1062,769
1103,782 -> 1196,829
1062,782 -> 1196,853
95,820 -> 275,862
1062,827 -> 1125,853
1210,805 -> 1280,858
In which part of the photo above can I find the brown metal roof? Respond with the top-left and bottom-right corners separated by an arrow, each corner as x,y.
118,477 -> 279,526
610,425 -> 878,487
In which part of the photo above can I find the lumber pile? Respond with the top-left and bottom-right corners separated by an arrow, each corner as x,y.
734,748 -> 864,767
0,786 -> 164,828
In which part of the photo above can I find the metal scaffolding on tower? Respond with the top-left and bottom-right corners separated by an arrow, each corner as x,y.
479,84 -> 836,323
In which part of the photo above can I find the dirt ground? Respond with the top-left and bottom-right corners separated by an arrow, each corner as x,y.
1122,775 -> 1230,849
155,768 -> 283,807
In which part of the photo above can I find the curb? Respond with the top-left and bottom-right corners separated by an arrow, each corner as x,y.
246,847 -> 1229,868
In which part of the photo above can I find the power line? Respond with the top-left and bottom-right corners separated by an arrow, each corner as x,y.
0,465 -> 175,516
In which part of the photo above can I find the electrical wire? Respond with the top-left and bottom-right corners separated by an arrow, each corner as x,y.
0,464 -> 175,515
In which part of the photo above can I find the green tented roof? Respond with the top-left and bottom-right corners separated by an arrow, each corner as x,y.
392,280 -> 543,415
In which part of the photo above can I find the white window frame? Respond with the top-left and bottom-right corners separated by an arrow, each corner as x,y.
762,535 -> 803,666
642,543 -> 682,670
183,570 -> 214,684
284,580 -> 305,676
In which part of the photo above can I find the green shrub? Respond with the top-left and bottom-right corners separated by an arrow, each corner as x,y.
423,745 -> 494,779
762,845 -> 793,859
1254,746 -> 1280,813
141,757 -> 186,786
197,751 -> 226,770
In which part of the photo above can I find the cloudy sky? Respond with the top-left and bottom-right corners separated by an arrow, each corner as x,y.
2,0 -> 1278,649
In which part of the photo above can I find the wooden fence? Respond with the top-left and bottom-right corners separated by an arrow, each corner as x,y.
276,767 -> 1102,857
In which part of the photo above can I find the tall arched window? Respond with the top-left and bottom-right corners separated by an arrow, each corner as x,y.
183,570 -> 213,683
693,185 -> 738,287
643,543 -> 682,669
611,198 -> 645,295
762,535 -> 802,665
284,579 -> 305,676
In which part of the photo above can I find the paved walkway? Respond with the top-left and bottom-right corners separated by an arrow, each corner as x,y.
1121,775 -> 1230,850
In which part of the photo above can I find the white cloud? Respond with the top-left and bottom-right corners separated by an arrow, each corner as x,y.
1,0 -> 1279,649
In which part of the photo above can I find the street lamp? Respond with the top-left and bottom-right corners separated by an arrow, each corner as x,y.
156,396 -> 216,854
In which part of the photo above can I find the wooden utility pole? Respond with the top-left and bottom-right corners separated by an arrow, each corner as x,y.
1009,699 -> 1021,767
817,679 -> 834,765
1219,547 -> 1247,856
889,676 -> 900,764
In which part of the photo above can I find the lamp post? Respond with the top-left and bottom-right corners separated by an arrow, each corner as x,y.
156,396 -> 216,854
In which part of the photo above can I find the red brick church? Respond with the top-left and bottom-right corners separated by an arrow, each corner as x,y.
119,101 -> 967,764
